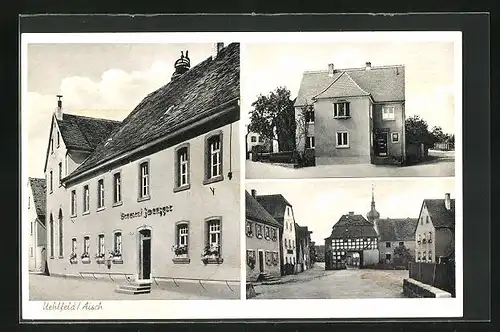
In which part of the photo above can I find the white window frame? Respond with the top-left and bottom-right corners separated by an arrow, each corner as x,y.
97,179 -> 105,209
83,185 -> 89,213
179,149 -> 189,187
250,136 -> 257,142
71,238 -> 77,255
178,223 -> 189,247
207,219 -> 221,255
306,136 -> 315,149
113,172 -> 122,204
209,137 -> 221,179
139,162 -> 150,199
113,231 -> 122,255
58,162 -> 62,186
98,234 -> 105,256
70,190 -> 77,216
333,102 -> 351,118
336,131 -> 349,148
382,106 -> 396,121
83,236 -> 90,255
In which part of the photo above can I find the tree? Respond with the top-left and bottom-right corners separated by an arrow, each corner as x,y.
248,86 -> 296,152
405,115 -> 434,147
393,244 -> 413,267
431,126 -> 446,144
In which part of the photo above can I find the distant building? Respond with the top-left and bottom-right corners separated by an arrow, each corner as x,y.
315,244 -> 325,262
27,177 -> 47,272
415,193 -> 455,263
245,190 -> 282,282
295,224 -> 313,272
324,212 -> 379,270
256,194 -> 298,275
366,186 -> 418,263
245,131 -> 271,159
294,62 -> 406,166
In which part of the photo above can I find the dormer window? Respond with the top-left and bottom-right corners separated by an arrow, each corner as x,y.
333,102 -> 350,119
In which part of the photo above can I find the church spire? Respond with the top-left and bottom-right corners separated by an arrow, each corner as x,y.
366,183 -> 380,223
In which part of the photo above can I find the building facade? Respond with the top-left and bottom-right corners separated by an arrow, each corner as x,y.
295,224 -> 313,272
43,43 -> 241,289
27,178 -> 47,272
255,194 -> 298,275
415,193 -> 455,263
245,190 -> 282,282
246,131 -> 271,158
294,62 -> 406,166
375,218 -> 418,263
325,212 -> 379,270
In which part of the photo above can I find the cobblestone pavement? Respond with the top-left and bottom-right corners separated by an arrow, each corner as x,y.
29,273 -> 221,300
246,153 -> 454,179
252,265 -> 409,299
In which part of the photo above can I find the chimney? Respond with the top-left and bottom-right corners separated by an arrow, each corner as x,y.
328,63 -> 335,77
55,95 -> 63,120
213,42 -> 224,58
251,189 -> 257,198
365,62 -> 372,71
348,211 -> 354,216
445,193 -> 451,210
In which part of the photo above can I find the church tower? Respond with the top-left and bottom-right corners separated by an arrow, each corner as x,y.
366,184 -> 380,235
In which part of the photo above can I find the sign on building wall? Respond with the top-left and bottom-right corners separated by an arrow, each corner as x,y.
121,205 -> 173,220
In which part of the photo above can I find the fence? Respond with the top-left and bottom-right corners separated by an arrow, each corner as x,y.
408,261 -> 455,296
252,150 -> 295,163
433,142 -> 455,151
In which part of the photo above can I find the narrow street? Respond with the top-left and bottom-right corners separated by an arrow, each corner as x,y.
252,263 -> 408,299
246,151 -> 454,179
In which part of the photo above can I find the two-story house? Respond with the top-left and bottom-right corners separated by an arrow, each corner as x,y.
325,212 -> 379,270
245,130 -> 271,159
42,42 -> 241,295
245,190 -> 282,282
255,193 -> 298,275
415,193 -> 455,263
375,218 -> 418,263
294,62 -> 406,166
27,177 -> 47,273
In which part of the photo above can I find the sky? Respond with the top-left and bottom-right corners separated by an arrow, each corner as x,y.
246,178 -> 456,244
241,42 -> 457,134
25,43 -> 215,178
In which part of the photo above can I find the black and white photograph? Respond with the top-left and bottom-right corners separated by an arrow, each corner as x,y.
22,37 -> 242,306
245,178 -> 457,300
243,38 -> 460,179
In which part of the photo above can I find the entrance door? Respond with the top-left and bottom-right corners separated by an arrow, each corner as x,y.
374,132 -> 388,156
139,229 -> 151,280
258,251 -> 264,273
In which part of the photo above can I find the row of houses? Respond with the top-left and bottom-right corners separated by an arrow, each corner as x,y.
245,190 -> 314,282
27,43 -> 242,294
324,187 -> 455,270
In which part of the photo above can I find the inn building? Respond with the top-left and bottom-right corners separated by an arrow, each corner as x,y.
43,43 -> 241,290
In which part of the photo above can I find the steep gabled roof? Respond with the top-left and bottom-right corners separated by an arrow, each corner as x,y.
28,177 -> 46,220
294,65 -> 405,107
245,191 -> 282,228
66,43 -> 240,181
255,194 -> 293,222
57,113 -> 122,151
377,218 -> 419,241
424,199 -> 456,228
327,213 -> 378,239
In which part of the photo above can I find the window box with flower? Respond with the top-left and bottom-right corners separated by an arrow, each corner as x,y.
172,245 -> 190,264
95,252 -> 106,264
109,249 -> 123,264
81,252 -> 91,264
69,252 -> 77,264
201,245 -> 223,265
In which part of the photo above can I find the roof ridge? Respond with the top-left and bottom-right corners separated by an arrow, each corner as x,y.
344,72 -> 371,95
304,64 -> 405,74
62,113 -> 122,124
311,71 -> 345,100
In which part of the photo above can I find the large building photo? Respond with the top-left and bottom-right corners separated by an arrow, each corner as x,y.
27,42 -> 241,300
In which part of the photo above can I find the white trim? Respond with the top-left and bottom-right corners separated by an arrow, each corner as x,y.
335,131 -> 349,148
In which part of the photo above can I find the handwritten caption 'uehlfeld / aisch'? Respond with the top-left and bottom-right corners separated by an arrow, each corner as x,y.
121,205 -> 173,220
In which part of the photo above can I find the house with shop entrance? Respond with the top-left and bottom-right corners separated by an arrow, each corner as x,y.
415,193 -> 455,263
366,185 -> 418,263
27,178 -> 47,273
245,190 -> 282,282
255,193 -> 297,275
295,224 -> 313,273
294,62 -> 406,166
42,42 -> 241,297
324,212 -> 379,270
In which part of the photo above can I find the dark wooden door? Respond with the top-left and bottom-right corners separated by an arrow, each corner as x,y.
374,132 -> 388,156
258,251 -> 264,272
141,238 -> 151,280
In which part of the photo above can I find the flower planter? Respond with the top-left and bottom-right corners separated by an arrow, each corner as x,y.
96,258 -> 105,264
81,258 -> 91,264
112,257 -> 123,264
173,255 -> 190,264
69,259 -> 78,265
202,256 -> 223,265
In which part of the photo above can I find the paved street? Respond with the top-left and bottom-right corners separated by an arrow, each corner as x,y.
252,263 -> 408,299
246,151 -> 454,179
29,273 -> 227,300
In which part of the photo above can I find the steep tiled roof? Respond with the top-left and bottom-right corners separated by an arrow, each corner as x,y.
327,213 -> 378,239
294,65 -> 405,107
377,218 -> 418,241
57,114 -> 122,151
29,178 -> 46,220
67,43 -> 240,180
424,199 -> 455,228
245,191 -> 282,228
255,194 -> 293,222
